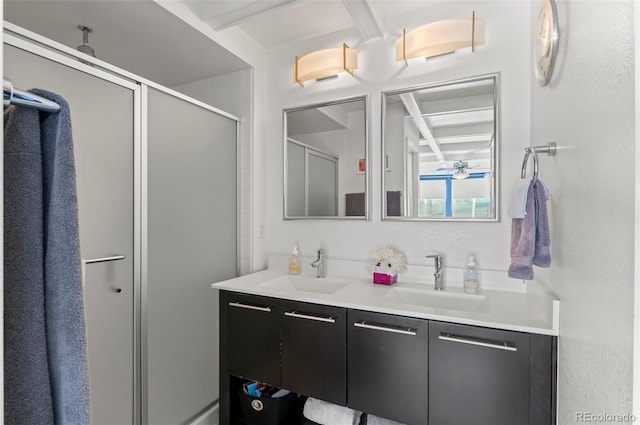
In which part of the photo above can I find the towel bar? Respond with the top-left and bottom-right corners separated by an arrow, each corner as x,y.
521,142 -> 556,179
3,79 -> 60,113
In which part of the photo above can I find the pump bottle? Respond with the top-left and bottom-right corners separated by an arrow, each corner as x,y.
463,255 -> 480,294
289,244 -> 301,275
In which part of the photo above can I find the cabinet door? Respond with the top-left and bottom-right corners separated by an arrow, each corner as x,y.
224,292 -> 282,386
429,321 -> 531,425
281,301 -> 346,405
348,310 -> 428,425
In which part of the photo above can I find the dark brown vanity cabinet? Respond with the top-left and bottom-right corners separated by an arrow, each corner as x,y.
281,300 -> 347,405
219,291 -> 347,423
219,290 -> 557,425
347,310 -> 429,425
429,321 -> 557,425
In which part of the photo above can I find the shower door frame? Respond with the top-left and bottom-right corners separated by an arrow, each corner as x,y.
3,21 -> 241,425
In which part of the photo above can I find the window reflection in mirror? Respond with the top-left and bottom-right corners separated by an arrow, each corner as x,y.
382,74 -> 498,221
284,96 -> 368,219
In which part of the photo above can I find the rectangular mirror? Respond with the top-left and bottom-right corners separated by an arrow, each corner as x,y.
284,96 -> 368,219
382,74 -> 498,221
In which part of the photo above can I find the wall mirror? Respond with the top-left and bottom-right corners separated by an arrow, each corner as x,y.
284,96 -> 368,219
382,74 -> 498,221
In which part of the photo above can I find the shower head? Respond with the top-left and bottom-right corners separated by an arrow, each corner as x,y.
77,25 -> 96,58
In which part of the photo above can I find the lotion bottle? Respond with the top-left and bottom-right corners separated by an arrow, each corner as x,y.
289,244 -> 301,275
463,255 -> 480,294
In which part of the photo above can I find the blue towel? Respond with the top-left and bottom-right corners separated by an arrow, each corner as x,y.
33,89 -> 91,425
4,99 -> 56,424
4,89 -> 90,424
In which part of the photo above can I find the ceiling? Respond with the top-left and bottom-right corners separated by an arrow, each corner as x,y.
3,0 -> 443,86
3,0 -> 250,87
181,0 -> 444,50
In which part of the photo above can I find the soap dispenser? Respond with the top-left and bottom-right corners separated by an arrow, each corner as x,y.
289,244 -> 301,275
463,255 -> 480,294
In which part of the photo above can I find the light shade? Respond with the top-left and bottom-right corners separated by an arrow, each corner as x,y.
396,12 -> 485,63
452,169 -> 469,180
294,43 -> 358,86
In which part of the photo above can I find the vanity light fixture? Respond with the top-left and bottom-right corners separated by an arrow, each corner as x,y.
396,11 -> 485,64
294,43 -> 358,87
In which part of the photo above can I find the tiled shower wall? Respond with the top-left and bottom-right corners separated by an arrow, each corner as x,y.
173,68 -> 253,275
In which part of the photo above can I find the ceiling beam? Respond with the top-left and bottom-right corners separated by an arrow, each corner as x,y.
203,0 -> 298,31
399,92 -> 445,163
340,0 -> 383,40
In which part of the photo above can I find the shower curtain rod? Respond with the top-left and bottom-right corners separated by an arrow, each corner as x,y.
3,79 -> 60,113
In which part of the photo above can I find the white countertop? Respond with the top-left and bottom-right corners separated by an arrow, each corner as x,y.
212,256 -> 560,336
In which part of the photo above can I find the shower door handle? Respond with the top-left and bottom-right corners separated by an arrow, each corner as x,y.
85,255 -> 126,264
84,254 -> 126,293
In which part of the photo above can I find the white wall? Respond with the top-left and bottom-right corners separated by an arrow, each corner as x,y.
264,1 -> 531,271
530,1 -> 635,421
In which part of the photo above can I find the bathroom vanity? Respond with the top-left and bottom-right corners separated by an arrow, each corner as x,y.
215,268 -> 558,425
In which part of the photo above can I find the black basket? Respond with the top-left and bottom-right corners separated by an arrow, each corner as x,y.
238,390 -> 298,425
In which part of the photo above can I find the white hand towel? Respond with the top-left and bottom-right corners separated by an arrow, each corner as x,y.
366,413 -> 407,425
508,178 -> 531,218
303,397 -> 362,425
508,177 -> 551,218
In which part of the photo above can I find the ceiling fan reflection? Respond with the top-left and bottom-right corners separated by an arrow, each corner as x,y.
434,160 -> 479,179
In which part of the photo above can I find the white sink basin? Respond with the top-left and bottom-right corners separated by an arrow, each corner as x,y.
385,284 -> 488,313
259,275 -> 350,294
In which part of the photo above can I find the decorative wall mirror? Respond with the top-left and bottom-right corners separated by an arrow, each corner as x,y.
382,74 -> 498,221
284,96 -> 368,219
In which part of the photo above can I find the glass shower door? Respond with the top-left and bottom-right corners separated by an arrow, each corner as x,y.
4,44 -> 137,425
145,86 -> 238,424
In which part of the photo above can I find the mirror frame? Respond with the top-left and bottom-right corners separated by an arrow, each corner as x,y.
283,94 -> 370,220
381,73 -> 499,222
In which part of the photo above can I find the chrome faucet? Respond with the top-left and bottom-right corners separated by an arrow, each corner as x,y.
426,254 -> 444,290
311,249 -> 326,278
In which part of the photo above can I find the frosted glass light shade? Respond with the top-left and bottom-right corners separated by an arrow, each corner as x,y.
294,43 -> 358,86
452,169 -> 469,180
396,15 -> 485,63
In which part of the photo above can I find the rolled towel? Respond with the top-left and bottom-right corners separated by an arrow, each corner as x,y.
303,397 -> 362,425
366,413 -> 407,425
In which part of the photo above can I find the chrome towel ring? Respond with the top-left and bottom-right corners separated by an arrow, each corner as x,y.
521,142 -> 557,179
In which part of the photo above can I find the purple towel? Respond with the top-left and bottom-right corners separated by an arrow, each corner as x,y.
508,178 -> 551,280
533,179 -> 551,267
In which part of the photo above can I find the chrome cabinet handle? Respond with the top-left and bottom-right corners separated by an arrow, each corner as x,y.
438,333 -> 517,352
284,311 -> 335,323
228,302 -> 271,313
353,321 -> 417,336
